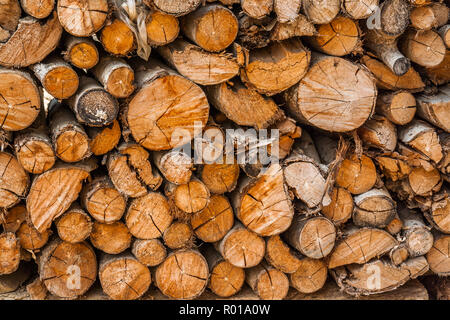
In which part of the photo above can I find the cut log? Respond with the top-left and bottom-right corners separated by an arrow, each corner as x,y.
100,18 -> 135,57
90,221 -> 131,255
0,233 -> 20,275
415,84 -> 450,133
3,205 -> 27,233
17,220 -> 50,251
131,239 -> 167,267
439,24 -> 450,48
55,205 -> 92,243
376,154 -> 412,182
398,208 -> 434,257
87,120 -> 121,156
190,194 -> 234,243
0,0 -> 20,42
265,235 -> 301,274
199,161 -> 240,194
400,29 -> 446,68
274,0 -> 301,22
155,249 -> 209,299
410,3 -> 449,30
246,262 -> 289,300
357,115 -> 397,152
39,240 -> 97,298
284,54 -> 376,132
0,152 -> 29,209
290,258 -> 328,294
63,36 -> 99,70
426,234 -> 450,275
389,244 -> 409,265
376,90 -> 416,125
99,253 -> 151,300
153,150 -> 193,185
162,220 -> 193,249
172,178 -> 210,214
146,10 -> 179,46
57,0 -> 108,37
125,192 -> 173,239
20,0 -> 54,19
386,213 -> 404,235
409,167 -> 442,197
423,50 -> 450,86
241,0 -> 273,19
270,14 -> 316,41
353,188 -> 396,228
302,0 -> 340,24
426,191 -> 450,234
322,187 -> 354,226
91,57 -> 135,98
26,277 -> 47,300
148,0 -> 202,16
342,0 -> 378,19
336,153 -> 377,195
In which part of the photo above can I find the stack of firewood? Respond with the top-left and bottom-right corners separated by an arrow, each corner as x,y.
0,0 -> 448,300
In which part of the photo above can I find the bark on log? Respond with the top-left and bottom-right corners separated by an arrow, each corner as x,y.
398,208 -> 434,257
353,188 -> 397,228
415,84 -> 450,133
148,0 -> 202,16
63,36 -> 99,70
376,90 -> 416,125
91,57 -> 135,98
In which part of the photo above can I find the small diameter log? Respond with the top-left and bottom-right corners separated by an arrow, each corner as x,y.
270,14 -> 317,41
0,233 -> 20,275
408,166 -> 442,197
63,36 -> 99,70
27,160 -> 97,232
204,245 -> 245,298
410,3 -> 449,30
26,277 -> 47,300
415,84 -> 450,133
336,153 -> 377,195
149,0 -> 202,16
91,57 -> 135,98
386,213 -> 404,235
376,90 -> 416,125
170,179 -> 210,215
357,115 -> 397,152
246,262 -> 289,300
125,192 -> 173,239
90,221 -> 132,255
81,175 -> 126,224
0,152 -> 29,209
284,215 -> 336,259
426,234 -> 450,275
100,18 -> 135,57
322,187 -> 354,226
146,11 -> 179,46
308,16 -> 360,56
3,205 -> 27,233
199,161 -> 240,194
240,38 -> 310,96
99,253 -> 151,300
0,12 -> 62,68
439,25 -> 450,48
233,163 -> 294,236
207,81 -> 284,129
17,220 -> 50,250
131,239 -> 167,267
153,150 -> 193,185
216,222 -> 265,268
389,245 -> 409,265
274,0 -> 301,22
398,208 -> 434,257
0,68 -> 41,131
163,221 -> 193,249
426,192 -> 450,234
67,76 -> 118,127
157,39 -> 239,86
155,249 -> 209,299
400,29 -> 446,68
328,227 -> 398,269
55,205 -> 92,243
50,107 -> 91,163
285,54 -> 376,132
353,188 -> 396,228
39,240 -> 97,298
20,0 -> 54,19
342,0 -> 378,19
87,120 -> 121,156
290,258 -> 328,294
265,235 -> 301,274
241,0 -> 273,19
126,60 -> 209,151
57,0 -> 108,37
302,0 -> 340,24
190,194 -> 234,243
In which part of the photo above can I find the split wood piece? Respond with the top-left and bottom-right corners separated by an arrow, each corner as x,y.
190,194 -> 234,243
146,11 -> 179,46
360,55 -> 425,92
290,257 -> 328,294
50,107 -> 91,163
308,16 -> 360,57
0,262 -> 32,294
302,0 -> 340,24
240,38 -> 310,96
57,0 -> 108,37
91,56 -> 135,98
336,153 -> 377,195
274,0 -> 301,23
163,221 -> 193,249
328,227 -> 398,268
199,160 -> 240,194
0,12 -> 62,67
172,178 -> 210,214
270,118 -> 302,160
357,115 -> 397,152
439,133 -> 450,181
14,127 -> 55,174
3,205 -> 27,233
331,256 -> 429,296
27,160 -> 97,232
284,215 -> 336,259
265,235 -> 301,274
100,18 -> 135,57
398,119 -> 443,164
233,163 -> 294,236
0,233 -> 20,275
125,59 -> 209,151
312,134 -> 339,166
0,152 -> 29,209
342,0 -> 378,19
131,239 -> 167,267
21,0 -> 54,19
270,14 -> 317,41
426,234 -> 450,275
389,245 -> 409,265
55,205 -> 92,243
415,84 -> 450,133
423,50 -> 450,86
63,36 -> 99,70
322,187 -> 354,226
400,29 -> 446,68
67,76 -> 118,127
386,213 -> 404,235
157,39 -> 239,86
285,54 -> 376,132
393,166 -> 442,198
396,142 -> 436,172
90,221 -> 132,255
376,90 -> 416,125
0,68 -> 41,131
125,192 -> 173,239
353,188 -> 396,228
181,4 -> 238,52
153,150 -> 193,185
216,221 -> 265,268
148,0 -> 202,16
81,175 -> 126,224
87,120 -> 121,156
99,252 -> 151,300
207,81 -> 284,129
439,25 -> 450,48
398,208 -> 434,257
204,245 -> 245,298
426,191 -> 450,234
0,0 -> 20,42
26,277 -> 47,300
376,154 -> 412,182
241,0 -> 273,19
246,262 -> 289,300
155,249 -> 209,299
39,240 -> 97,298
410,3 -> 449,30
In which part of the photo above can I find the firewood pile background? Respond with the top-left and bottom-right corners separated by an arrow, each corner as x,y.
0,0 -> 448,300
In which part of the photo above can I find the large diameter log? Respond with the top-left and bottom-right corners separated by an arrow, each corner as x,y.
336,153 -> 377,195
146,11 -> 179,46
148,0 -> 202,16
131,239 -> 167,267
90,221 -> 132,254
290,258 -> 328,294
376,90 -> 416,125
265,235 -> 301,274
246,262 -> 289,300
55,205 -> 92,243
0,152 -> 29,209
100,19 -> 136,57
63,36 -> 99,70
426,234 -> 450,275
415,84 -> 450,133
91,57 -> 135,99
285,54 -> 376,132
0,233 -> 20,275
87,120 -> 121,156
302,0 -> 340,24
353,188 -> 396,228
